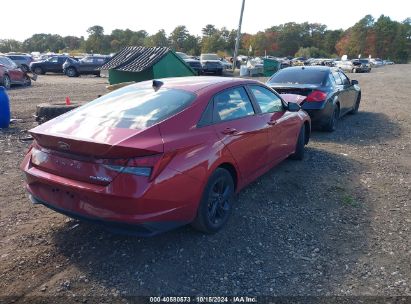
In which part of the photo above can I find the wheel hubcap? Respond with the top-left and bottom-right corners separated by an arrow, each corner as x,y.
4,77 -> 10,88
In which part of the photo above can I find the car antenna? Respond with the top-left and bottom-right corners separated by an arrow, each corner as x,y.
152,80 -> 163,91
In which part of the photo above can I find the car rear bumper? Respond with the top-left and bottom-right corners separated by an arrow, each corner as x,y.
28,194 -> 182,236
21,153 -> 203,235
303,101 -> 334,127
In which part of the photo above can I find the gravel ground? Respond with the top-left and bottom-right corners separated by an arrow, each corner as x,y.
0,67 -> 410,302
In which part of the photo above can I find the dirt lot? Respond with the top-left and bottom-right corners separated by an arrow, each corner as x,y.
0,67 -> 410,302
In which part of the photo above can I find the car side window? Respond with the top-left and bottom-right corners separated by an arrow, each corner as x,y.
332,71 -> 343,85
249,85 -> 283,113
49,57 -> 59,63
4,57 -> 16,68
213,87 -> 255,122
339,72 -> 350,85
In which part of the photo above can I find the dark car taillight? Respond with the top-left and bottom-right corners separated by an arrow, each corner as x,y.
103,153 -> 174,181
305,90 -> 327,102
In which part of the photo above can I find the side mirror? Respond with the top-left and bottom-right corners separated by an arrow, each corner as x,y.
287,102 -> 301,112
351,80 -> 358,85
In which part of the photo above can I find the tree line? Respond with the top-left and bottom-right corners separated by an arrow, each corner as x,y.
0,15 -> 410,63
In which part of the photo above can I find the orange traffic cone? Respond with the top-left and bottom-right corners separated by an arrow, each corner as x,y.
65,96 -> 71,105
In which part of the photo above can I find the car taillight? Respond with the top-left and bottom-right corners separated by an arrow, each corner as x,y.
305,90 -> 327,102
103,153 -> 174,180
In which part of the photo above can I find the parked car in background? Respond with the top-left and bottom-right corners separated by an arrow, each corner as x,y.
200,53 -> 223,75
335,60 -> 369,73
30,55 -> 71,74
5,54 -> 33,72
370,58 -> 383,67
21,76 -> 310,235
383,60 -> 394,65
220,58 -> 232,70
63,56 -> 109,77
0,56 -> 31,89
291,57 -> 307,66
267,66 -> 361,131
351,59 -> 371,73
176,52 -> 203,75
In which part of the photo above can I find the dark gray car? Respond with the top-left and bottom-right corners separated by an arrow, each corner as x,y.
63,56 -> 110,77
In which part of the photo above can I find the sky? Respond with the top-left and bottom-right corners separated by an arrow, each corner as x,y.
1,0 -> 410,41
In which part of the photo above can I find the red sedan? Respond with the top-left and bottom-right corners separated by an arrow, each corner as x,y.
0,56 -> 31,89
21,77 -> 310,235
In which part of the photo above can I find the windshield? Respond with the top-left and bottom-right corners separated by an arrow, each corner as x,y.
268,68 -> 327,85
66,84 -> 196,129
201,54 -> 219,61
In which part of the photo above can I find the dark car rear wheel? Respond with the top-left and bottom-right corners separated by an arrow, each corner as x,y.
324,104 -> 339,132
289,124 -> 306,160
33,67 -> 44,75
192,168 -> 234,234
3,75 -> 11,89
66,67 -> 78,77
349,93 -> 361,115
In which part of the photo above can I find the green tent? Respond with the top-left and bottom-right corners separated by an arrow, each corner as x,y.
101,46 -> 196,85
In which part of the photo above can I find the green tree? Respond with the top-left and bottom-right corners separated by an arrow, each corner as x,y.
0,39 -> 22,53
202,24 -> 218,37
145,29 -> 169,47
85,25 -> 109,53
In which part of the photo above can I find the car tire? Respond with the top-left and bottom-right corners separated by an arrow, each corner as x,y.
349,93 -> 361,115
192,168 -> 234,234
324,104 -> 339,132
3,75 -> 11,89
289,125 -> 305,160
66,67 -> 77,77
33,67 -> 44,75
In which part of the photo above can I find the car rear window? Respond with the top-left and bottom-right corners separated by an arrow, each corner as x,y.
268,68 -> 327,85
69,84 -> 196,129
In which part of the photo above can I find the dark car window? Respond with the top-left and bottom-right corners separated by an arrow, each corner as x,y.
249,85 -> 283,113
339,72 -> 350,85
68,85 -> 196,129
268,68 -> 327,85
213,87 -> 255,122
58,57 -> 67,63
332,71 -> 343,85
49,57 -> 59,63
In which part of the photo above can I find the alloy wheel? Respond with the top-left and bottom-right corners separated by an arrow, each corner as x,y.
207,176 -> 231,226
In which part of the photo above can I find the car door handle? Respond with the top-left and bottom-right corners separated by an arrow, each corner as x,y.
267,120 -> 277,125
221,128 -> 238,135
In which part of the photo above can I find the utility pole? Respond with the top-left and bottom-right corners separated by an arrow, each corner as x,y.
232,0 -> 245,73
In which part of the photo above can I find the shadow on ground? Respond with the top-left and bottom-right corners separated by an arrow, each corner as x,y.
51,147 -> 372,296
312,111 -> 401,145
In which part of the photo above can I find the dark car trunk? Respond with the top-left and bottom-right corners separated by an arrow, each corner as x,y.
269,83 -> 324,97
